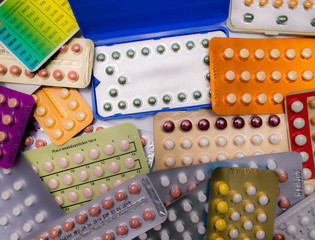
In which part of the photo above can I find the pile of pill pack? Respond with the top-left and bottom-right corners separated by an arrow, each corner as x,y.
1,0 -> 315,239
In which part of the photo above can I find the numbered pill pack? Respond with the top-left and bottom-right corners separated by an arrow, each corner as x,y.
24,174 -> 167,240
228,0 -> 315,36
23,123 -> 150,213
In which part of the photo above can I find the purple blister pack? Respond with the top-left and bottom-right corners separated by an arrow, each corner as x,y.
0,86 -> 34,168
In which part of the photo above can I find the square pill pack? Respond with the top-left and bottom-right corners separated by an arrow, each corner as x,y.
0,38 -> 94,88
228,0 -> 315,36
209,37 -> 315,115
23,123 -> 150,213
154,109 -> 288,170
24,174 -> 167,240
0,86 -> 34,168
0,153 -> 64,240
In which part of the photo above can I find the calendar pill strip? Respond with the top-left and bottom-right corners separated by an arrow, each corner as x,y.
33,87 -> 93,145
228,0 -> 315,36
0,153 -> 64,240
0,0 -> 79,71
92,30 -> 226,120
209,37 -> 315,115
206,167 -> 279,240
23,123 -> 150,213
154,109 -> 288,170
0,38 -> 94,88
273,193 -> 315,240
0,86 -> 34,168
24,174 -> 167,240
149,152 -> 304,217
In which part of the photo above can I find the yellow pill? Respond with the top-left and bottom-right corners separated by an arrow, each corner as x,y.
216,181 -> 229,195
214,219 -> 226,231
240,234 -> 250,240
274,0 -> 283,7
260,0 -> 268,5
215,200 -> 229,213
309,99 -> 315,108
211,234 -> 224,240
311,116 -> 315,125
312,132 -> 315,141
304,0 -> 313,8
245,0 -> 253,5
289,0 -> 298,8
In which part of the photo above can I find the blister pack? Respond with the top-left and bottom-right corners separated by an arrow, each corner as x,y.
285,89 -> 315,181
21,119 -> 155,169
92,31 -> 226,119
33,87 -> 93,145
0,38 -> 94,88
228,0 -> 315,36
0,86 -> 34,168
304,179 -> 315,196
273,193 -> 315,240
209,37 -> 315,115
24,174 -> 167,240
149,152 -> 304,217
0,153 -> 64,240
206,167 -> 279,240
23,123 -> 150,213
154,109 -> 288,170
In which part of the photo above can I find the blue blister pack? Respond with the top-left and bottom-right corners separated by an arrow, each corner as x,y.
68,0 -> 230,120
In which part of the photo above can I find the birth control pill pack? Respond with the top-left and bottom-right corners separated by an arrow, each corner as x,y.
206,167 -> 279,240
228,0 -> 315,36
0,86 -> 34,168
273,193 -> 315,240
21,118 -> 155,169
24,174 -> 167,240
0,38 -> 94,88
23,123 -> 150,213
209,37 -> 315,115
285,89 -> 315,181
0,153 -> 64,240
33,87 -> 93,145
154,109 -> 288,170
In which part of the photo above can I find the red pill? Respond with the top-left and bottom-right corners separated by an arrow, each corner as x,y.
76,214 -> 87,224
102,199 -> 113,209
25,70 -> 35,78
68,71 -> 78,81
35,139 -> 46,148
277,189 -> 280,196
273,234 -> 285,240
0,64 -> 7,74
129,217 -> 141,228
36,236 -> 47,240
49,228 -> 60,238
38,69 -> 49,78
129,184 -> 140,194
278,198 -> 290,208
143,210 -> 154,221
71,43 -> 81,53
215,118 -> 227,129
84,125 -> 94,133
180,120 -> 192,131
96,126 -> 104,131
198,119 -> 210,130
233,117 -> 245,129
140,137 -> 146,146
60,44 -> 68,53
62,221 -> 74,231
268,115 -> 280,127
278,170 -> 288,183
89,206 -> 100,216
170,185 -> 181,199
53,70 -> 63,80
102,232 -> 114,240
163,121 -> 175,132
115,191 -> 126,201
116,225 -> 127,236
9,65 -> 21,75
188,183 -> 196,192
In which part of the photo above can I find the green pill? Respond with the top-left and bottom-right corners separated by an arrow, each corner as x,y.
193,91 -> 202,99
172,43 -> 180,52
133,99 -> 142,107
118,101 -> 127,109
186,41 -> 194,50
109,89 -> 118,97
112,51 -> 120,60
208,90 -> 212,98
244,13 -> 254,22
157,45 -> 165,54
127,49 -> 135,58
96,53 -> 105,62
106,66 -> 114,75
201,39 -> 209,48
163,95 -> 171,104
312,18 -> 315,26
118,76 -> 127,85
103,103 -> 112,111
142,47 -> 150,56
206,73 -> 210,81
204,56 -> 209,65
277,15 -> 288,24
148,97 -> 157,105
178,93 -> 187,101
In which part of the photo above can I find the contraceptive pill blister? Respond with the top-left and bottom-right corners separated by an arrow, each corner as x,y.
0,38 -> 94,88
228,0 -> 315,36
209,37 -> 315,115
154,109 -> 288,170
0,153 -> 64,240
33,87 -> 93,145
24,174 -> 167,240
0,86 -> 34,168
23,123 -> 150,213
92,31 -> 226,119
273,192 -> 315,240
206,167 -> 279,240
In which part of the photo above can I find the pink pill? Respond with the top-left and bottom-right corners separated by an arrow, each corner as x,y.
103,144 -> 114,155
82,188 -> 93,198
96,127 -> 104,131
88,148 -> 99,159
108,162 -> 120,173
9,65 -> 21,75
93,166 -> 104,177
42,161 -> 54,172
99,183 -> 109,194
60,44 -> 68,53
73,153 -> 84,163
68,71 -> 78,81
38,69 -> 49,78
53,70 -> 63,80
54,196 -> 63,206
48,179 -> 59,189
114,179 -> 123,187
0,149 -> 2,158
78,170 -> 88,181
0,131 -> 8,142
119,140 -> 130,151
0,64 -> 7,74
124,157 -> 135,168
0,94 -> 6,104
58,157 -> 68,168
32,166 -> 38,174
67,191 -> 78,202
71,43 -> 81,53
62,174 -> 73,185
24,70 -> 35,78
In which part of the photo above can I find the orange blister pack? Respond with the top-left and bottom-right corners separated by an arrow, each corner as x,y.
209,37 -> 315,115
33,87 -> 93,145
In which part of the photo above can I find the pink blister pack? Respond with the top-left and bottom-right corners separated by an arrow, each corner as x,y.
0,86 -> 34,168
24,174 -> 167,240
0,153 -> 64,240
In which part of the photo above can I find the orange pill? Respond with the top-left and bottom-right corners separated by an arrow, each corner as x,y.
62,221 -> 74,231
96,126 -> 104,131
140,137 -> 146,146
129,184 -> 140,194
71,43 -> 81,53
60,44 -> 68,53
35,139 -> 46,148
102,232 -> 114,240
84,125 -> 94,133
9,65 -> 21,75
2,115 -> 13,125
53,70 -> 63,80
49,228 -> 60,239
143,210 -> 154,221
116,225 -> 127,236
8,98 -> 19,108
0,131 -> 8,142
260,0 -> 268,5
245,0 -> 253,5
274,0 -> 283,7
76,214 -> 87,224
304,0 -> 313,8
289,0 -> 298,7
102,199 -> 113,209
89,206 -> 100,216
36,236 -> 47,240
0,64 -> 7,74
115,191 -> 126,201
170,185 -> 181,199
25,70 -> 35,78
129,217 -> 141,228
38,69 -> 49,78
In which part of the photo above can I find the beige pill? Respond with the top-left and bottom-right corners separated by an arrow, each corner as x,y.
239,48 -> 249,59
242,93 -> 252,104
271,71 -> 282,81
255,49 -> 265,59
286,49 -> 296,59
270,49 -> 280,59
59,88 -> 69,98
75,111 -> 86,121
35,106 -> 46,116
302,70 -> 313,80
227,93 -> 237,104
224,48 -> 234,59
225,71 -> 236,81
44,117 -> 54,128
67,99 -> 78,110
63,120 -> 75,130
256,71 -> 266,82
302,48 -> 312,58
273,93 -> 283,103
32,94 -> 38,104
257,94 -> 268,104
241,71 -> 251,81
52,128 -> 62,139
287,71 -> 297,81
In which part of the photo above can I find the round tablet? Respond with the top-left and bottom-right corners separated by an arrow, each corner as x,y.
170,186 -> 181,199
300,151 -> 309,162
294,134 -> 307,146
279,198 -> 290,208
198,119 -> 210,130
278,170 -> 288,182
214,219 -> 226,231
302,48 -> 312,58
304,184 -> 314,195
257,212 -> 267,223
183,156 -> 193,165
163,121 -> 175,132
303,70 -> 313,80
269,133 -> 281,144
229,228 -> 239,238
303,168 -> 312,179
216,136 -> 227,147
286,224 -> 297,235
257,93 -> 267,104
230,211 -> 240,221
299,216 -> 311,226
226,93 -> 237,104
143,210 -> 154,221
286,49 -> 296,59
270,49 -> 280,59
234,135 -> 245,146
181,138 -> 192,149
180,120 -> 192,131
255,49 -> 265,59
63,221 -> 74,231
239,48 -> 249,59
244,203 -> 255,213
293,117 -> 305,129
233,117 -> 245,128
246,185 -> 256,195
165,157 -> 175,167
225,70 -> 235,81
256,71 -> 266,81
258,194 -> 269,205
116,225 -> 128,236
243,220 -> 253,230
224,48 -> 234,59
287,70 -> 297,81
242,93 -> 252,104
124,157 -> 134,168
241,71 -> 251,81
271,71 -> 282,81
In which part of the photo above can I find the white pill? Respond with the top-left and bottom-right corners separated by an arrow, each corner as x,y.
303,70 -> 313,80
182,139 -> 192,149
13,180 -> 24,190
246,186 -> 257,195
235,152 -> 245,158
1,190 -> 11,200
183,232 -> 192,240
302,48 -> 312,58
269,134 -> 281,145
216,136 -> 227,147
196,170 -> 205,181
217,153 -> 228,161
293,118 -> 305,129
168,210 -> 177,222
229,229 -> 239,238
230,211 -> 240,221
35,212 -> 46,223
182,200 -> 192,212
291,101 -> 304,113
24,196 -> 35,207
240,48 -> 249,59
225,71 -> 235,81
176,221 -> 185,232
303,168 -> 312,180
243,220 -> 253,230
294,134 -> 307,146
12,206 -> 23,216
190,212 -> 199,223
10,232 -> 20,240
257,93 -> 267,104
227,93 -> 237,104
253,151 -> 263,156
300,152 -> 309,162
267,160 -> 277,170
300,216 -> 311,226
0,216 -> 9,226
257,213 -> 267,222
197,224 -> 206,235
249,161 -> 258,168
273,93 -> 283,103
160,176 -> 170,187
161,231 -> 169,240
272,71 -> 282,81
255,49 -> 265,59
166,157 -> 176,167
178,173 -> 187,184
224,48 -> 234,59
287,71 -> 297,81
242,93 -> 252,104
286,49 -> 296,59
286,224 -> 298,235
164,139 -> 175,150
251,134 -> 263,145
198,191 -> 207,203
2,168 -> 12,174
270,49 -> 280,59
234,135 -> 245,146
199,137 -> 209,147
309,230 -> 315,240
23,222 -> 33,232
259,195 -> 269,205
304,184 -> 314,195
183,156 -> 193,165
200,154 -> 210,163
256,71 -> 266,81
232,193 -> 242,203
138,233 -> 148,240
245,203 -> 255,213
256,230 -> 266,240
154,225 -> 162,231
241,71 -> 251,81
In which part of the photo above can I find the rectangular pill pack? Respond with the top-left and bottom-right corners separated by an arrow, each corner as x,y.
206,167 -> 279,240
0,38 -> 94,88
149,152 -> 304,217
23,123 -> 150,213
0,86 -> 34,168
0,153 -> 64,240
154,109 -> 288,170
32,87 -> 93,145
24,174 -> 167,240
273,192 -> 315,240
285,89 -> 315,181
209,37 -> 315,115
228,0 -> 315,36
